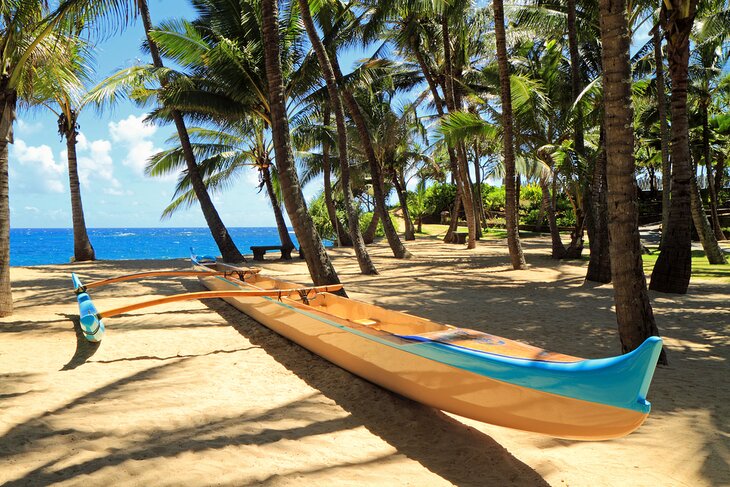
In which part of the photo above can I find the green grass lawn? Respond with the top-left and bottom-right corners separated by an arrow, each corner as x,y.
642,248 -> 730,281
415,223 -> 729,282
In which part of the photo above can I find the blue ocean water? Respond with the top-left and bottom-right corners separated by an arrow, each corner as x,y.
9,227 -> 300,266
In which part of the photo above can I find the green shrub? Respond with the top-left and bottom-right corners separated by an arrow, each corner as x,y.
482,185 -> 506,211
308,193 -> 336,241
522,208 -> 542,226
423,182 -> 457,216
556,208 -> 576,227
521,183 -> 542,205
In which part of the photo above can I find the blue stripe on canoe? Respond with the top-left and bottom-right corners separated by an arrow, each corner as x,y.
193,259 -> 662,414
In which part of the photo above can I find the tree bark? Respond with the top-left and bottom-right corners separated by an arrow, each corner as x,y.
261,0 -> 343,287
138,0 -> 243,262
714,152 -> 725,200
363,207 -> 380,244
650,0 -> 697,294
701,103 -> 726,240
585,127 -> 612,283
321,108 -> 343,247
391,168 -> 415,240
65,124 -> 95,261
539,173 -> 567,259
472,141 -> 484,239
689,163 -> 727,264
298,0 -> 378,275
410,44 -> 464,243
567,0 -> 584,157
493,0 -> 526,269
0,89 -> 14,317
654,25 -> 672,249
330,58 -> 411,258
262,165 -> 295,256
441,15 -> 477,249
599,0 -> 665,361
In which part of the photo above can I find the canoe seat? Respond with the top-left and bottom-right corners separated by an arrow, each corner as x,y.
352,318 -> 379,326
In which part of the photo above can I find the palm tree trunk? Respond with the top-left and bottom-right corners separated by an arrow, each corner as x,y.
702,104 -> 726,240
262,165 -> 295,256
690,163 -> 727,264
599,0 -> 665,362
493,0 -> 526,269
654,25 -> 672,249
650,0 -> 697,294
585,126 -> 612,283
363,208 -> 380,244
540,174 -> 567,259
261,0 -> 343,287
321,108 -> 342,247
472,141 -> 484,239
0,89 -> 14,317
138,0 -> 243,263
441,15 -> 477,250
714,152 -> 725,200
391,169 -> 415,240
330,58 -> 411,259
298,0 -> 377,275
443,153 -> 462,243
410,47 -> 464,243
66,128 -> 95,261
567,0 -> 584,156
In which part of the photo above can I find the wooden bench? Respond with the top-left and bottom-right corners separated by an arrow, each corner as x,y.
250,245 -> 293,261
453,232 -> 468,244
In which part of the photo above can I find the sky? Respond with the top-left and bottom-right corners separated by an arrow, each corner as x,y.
9,1 -> 363,229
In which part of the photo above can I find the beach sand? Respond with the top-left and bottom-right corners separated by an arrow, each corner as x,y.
1,235 -> 728,486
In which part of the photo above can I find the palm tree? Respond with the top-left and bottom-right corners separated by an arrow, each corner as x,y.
297,0 -> 378,274
147,123 -> 296,255
30,35 -> 97,262
598,0 -> 665,361
493,0 -> 527,269
135,0 -> 244,263
690,35 -> 727,241
652,23 -> 672,249
261,0 -> 343,287
650,0 -> 699,294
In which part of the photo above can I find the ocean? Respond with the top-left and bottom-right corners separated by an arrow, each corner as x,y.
8,227 -> 301,266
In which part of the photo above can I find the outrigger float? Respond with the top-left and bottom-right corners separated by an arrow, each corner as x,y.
71,253 -> 663,440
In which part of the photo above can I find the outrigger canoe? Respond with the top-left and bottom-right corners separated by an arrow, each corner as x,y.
188,255 -> 662,440
70,255 -> 662,440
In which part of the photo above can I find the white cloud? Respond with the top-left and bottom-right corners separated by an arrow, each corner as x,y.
108,114 -> 162,176
24,206 -> 39,213
67,134 -> 123,193
12,139 -> 66,193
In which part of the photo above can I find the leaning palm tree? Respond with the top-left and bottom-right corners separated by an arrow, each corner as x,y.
148,122 -> 296,255
135,0 -> 244,262
261,0 -> 343,287
598,0 -> 665,361
297,0 -> 378,274
493,0 -> 527,269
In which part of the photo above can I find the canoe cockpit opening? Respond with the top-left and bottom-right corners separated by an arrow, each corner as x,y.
302,292 -> 446,335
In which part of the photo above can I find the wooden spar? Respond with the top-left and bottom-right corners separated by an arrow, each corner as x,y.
97,285 -> 344,319
81,269 -> 261,290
